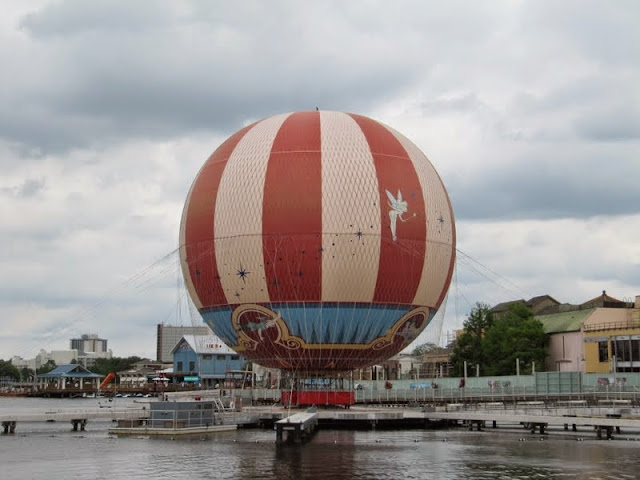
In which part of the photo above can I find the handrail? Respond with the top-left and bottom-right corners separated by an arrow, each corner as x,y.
583,319 -> 640,332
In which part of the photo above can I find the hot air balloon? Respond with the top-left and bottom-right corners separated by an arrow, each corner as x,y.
179,111 -> 455,388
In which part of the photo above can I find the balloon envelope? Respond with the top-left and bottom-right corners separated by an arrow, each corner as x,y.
180,111 -> 455,373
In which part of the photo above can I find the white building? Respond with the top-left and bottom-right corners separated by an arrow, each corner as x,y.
11,349 -> 79,371
156,324 -> 213,363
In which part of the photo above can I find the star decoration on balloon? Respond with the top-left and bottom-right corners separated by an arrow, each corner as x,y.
236,264 -> 250,283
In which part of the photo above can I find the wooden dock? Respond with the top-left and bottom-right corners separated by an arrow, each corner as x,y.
275,411 -> 319,444
3,401 -> 640,442
0,406 -> 146,434
421,410 -> 640,439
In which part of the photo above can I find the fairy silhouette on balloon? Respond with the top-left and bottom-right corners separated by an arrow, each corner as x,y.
385,189 -> 416,241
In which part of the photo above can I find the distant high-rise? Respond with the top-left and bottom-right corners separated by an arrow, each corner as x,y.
156,324 -> 213,363
69,333 -> 111,368
70,333 -> 108,354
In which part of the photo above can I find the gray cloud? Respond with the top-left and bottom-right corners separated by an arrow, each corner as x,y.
1,1 -> 639,358
521,0 -> 640,68
3,0 -> 509,153
450,151 -> 640,221
573,103 -> 640,141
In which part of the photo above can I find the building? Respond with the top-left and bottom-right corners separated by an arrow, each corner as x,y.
11,349 -> 79,371
71,334 -> 108,353
156,324 -> 213,363
537,309 -> 593,372
117,359 -> 165,385
582,299 -> 640,374
581,290 -> 631,309
378,353 -> 423,380
171,335 -> 245,388
70,334 -> 112,367
536,293 -> 640,374
36,364 -> 102,392
419,348 -> 454,378
490,295 -> 561,319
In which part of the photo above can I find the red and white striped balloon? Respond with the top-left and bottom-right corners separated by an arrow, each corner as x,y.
179,111 -> 455,373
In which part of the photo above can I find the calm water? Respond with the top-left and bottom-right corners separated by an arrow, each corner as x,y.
1,398 -> 639,479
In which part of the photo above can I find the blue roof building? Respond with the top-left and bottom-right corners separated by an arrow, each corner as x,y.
171,335 -> 245,388
36,364 -> 103,393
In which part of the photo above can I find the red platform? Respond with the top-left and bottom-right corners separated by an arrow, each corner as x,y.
282,390 -> 355,407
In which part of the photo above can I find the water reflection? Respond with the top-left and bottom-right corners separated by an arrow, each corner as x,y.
1,400 -> 639,480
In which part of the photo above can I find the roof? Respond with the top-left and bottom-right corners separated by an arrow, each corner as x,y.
491,295 -> 561,314
489,299 -> 525,313
37,364 -> 102,379
581,290 -> 625,307
171,335 -> 237,355
526,295 -> 560,307
536,309 -> 595,334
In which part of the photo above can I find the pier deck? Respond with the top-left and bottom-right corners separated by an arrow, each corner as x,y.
0,407 -> 146,434
275,411 -> 319,444
422,410 -> 640,438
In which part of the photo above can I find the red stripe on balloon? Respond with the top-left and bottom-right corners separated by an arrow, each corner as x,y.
183,124 -> 254,308
348,114 -> 426,304
263,111 -> 323,302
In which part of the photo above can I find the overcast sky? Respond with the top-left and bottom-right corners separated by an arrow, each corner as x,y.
2,0 -> 639,361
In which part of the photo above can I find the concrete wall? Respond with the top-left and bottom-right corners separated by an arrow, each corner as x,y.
546,331 -> 583,372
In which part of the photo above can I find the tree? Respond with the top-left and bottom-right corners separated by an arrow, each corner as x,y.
20,367 -> 35,383
91,356 -> 142,376
482,303 -> 547,376
450,302 -> 493,376
0,360 -> 20,381
412,342 -> 440,357
36,360 -> 56,375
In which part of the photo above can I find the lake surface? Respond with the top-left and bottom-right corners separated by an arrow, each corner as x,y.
1,397 -> 639,479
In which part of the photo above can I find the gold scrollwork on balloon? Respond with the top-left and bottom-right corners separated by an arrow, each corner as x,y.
232,304 -> 300,352
275,336 -> 303,350
371,338 -> 392,350
231,303 -> 431,352
371,306 -> 431,350
238,336 -> 259,351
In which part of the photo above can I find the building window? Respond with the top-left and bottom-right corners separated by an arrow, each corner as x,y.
632,340 -> 640,362
217,355 -> 226,360
189,361 -> 195,371
613,339 -> 640,363
203,354 -> 212,360
231,355 -> 240,361
177,361 -> 183,371
598,341 -> 608,363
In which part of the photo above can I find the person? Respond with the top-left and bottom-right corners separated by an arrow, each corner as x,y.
459,378 -> 465,388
